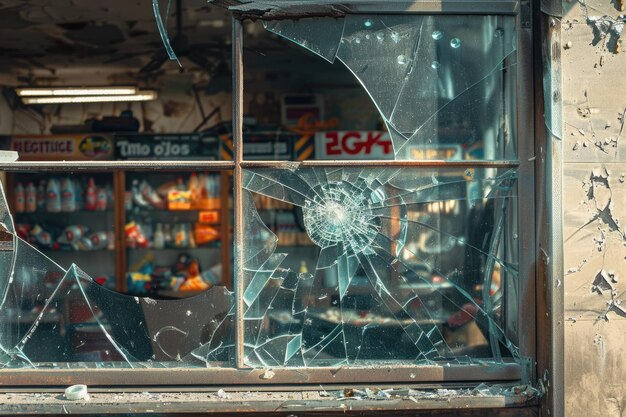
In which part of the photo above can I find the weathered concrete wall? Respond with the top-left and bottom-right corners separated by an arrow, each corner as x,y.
561,1 -> 626,416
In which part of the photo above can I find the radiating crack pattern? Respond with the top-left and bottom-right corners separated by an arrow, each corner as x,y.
303,181 -> 381,251
242,167 -> 520,367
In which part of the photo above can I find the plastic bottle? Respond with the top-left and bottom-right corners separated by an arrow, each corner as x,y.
25,182 -> 37,213
96,187 -> 107,211
36,180 -> 46,212
153,223 -> 165,249
14,182 -> 25,213
85,178 -> 97,211
189,173 -> 200,202
163,224 -> 173,248
46,178 -> 61,213
61,177 -> 76,212
187,223 -> 196,248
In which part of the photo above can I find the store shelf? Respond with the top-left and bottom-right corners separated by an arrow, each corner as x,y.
39,248 -> 115,253
127,208 -> 219,213
15,210 -> 114,216
127,245 -> 221,252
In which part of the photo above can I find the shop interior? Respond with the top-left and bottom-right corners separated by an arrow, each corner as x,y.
0,2 -> 517,365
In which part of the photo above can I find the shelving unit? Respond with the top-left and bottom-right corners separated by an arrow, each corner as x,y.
6,169 -> 232,297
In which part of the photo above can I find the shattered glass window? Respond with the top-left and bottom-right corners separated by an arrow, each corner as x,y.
245,15 -> 517,161
240,14 -> 521,368
242,167 -> 519,366
0,179 -> 234,368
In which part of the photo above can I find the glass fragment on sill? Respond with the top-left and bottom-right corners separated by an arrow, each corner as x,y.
243,167 -> 519,367
0,182 -> 234,368
264,15 -> 517,159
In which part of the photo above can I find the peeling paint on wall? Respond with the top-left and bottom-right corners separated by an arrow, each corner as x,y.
562,3 -> 626,416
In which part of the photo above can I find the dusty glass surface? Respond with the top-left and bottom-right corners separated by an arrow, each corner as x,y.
242,167 -> 519,366
261,15 -> 517,160
0,182 -> 234,368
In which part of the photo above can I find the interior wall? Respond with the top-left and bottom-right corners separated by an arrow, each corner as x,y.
560,1 -> 626,416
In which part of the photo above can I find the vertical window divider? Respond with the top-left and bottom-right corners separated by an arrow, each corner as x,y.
232,17 -> 246,370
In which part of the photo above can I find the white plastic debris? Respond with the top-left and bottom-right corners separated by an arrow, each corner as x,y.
261,369 -> 275,380
64,384 -> 89,401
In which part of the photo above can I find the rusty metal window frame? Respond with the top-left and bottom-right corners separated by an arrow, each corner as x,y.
0,0 -> 537,389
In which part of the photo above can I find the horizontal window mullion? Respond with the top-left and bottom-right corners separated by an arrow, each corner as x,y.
0,161 -> 235,172
239,160 -> 520,168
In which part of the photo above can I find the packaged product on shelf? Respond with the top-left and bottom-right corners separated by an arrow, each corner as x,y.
29,224 -> 53,247
72,179 -> 84,211
14,182 -> 25,213
60,177 -> 76,212
173,224 -> 190,248
153,223 -> 165,249
163,223 -> 173,247
167,189 -> 192,210
198,210 -> 219,224
194,223 -> 219,245
174,255 -> 211,292
57,224 -> 86,246
125,221 -> 150,248
85,178 -> 98,211
140,180 -> 165,209
88,231 -> 108,250
45,178 -> 61,213
106,231 -> 115,250
96,187 -> 107,211
25,182 -> 37,213
36,180 -> 46,211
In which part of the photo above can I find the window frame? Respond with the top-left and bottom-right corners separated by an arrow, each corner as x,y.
0,0 -> 537,388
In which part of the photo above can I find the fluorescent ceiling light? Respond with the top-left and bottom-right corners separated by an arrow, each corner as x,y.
22,91 -> 158,105
16,86 -> 138,97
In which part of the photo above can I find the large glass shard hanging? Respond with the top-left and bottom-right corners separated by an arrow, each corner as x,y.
0,180 -> 234,369
242,167 -> 519,367
264,15 -> 517,160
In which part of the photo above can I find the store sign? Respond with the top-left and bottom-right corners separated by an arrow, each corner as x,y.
9,135 -> 113,161
114,133 -> 219,160
406,145 -> 463,160
315,131 -> 393,159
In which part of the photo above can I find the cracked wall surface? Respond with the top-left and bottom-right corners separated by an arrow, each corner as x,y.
562,0 -> 626,415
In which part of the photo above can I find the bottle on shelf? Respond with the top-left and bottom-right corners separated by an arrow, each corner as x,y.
14,182 -> 25,213
36,180 -> 46,212
163,224 -> 173,248
96,186 -> 107,211
153,223 -> 165,249
187,223 -> 197,248
85,178 -> 98,211
25,182 -> 37,213
61,177 -> 76,212
46,178 -> 61,213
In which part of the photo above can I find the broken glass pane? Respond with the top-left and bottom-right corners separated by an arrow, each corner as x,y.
242,167 -> 519,366
261,15 -> 517,160
0,181 -> 234,368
